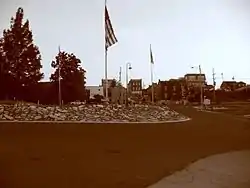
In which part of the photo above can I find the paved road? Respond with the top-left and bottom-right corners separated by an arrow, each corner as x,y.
0,105 -> 249,188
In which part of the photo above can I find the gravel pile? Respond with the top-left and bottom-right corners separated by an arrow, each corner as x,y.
0,103 -> 188,123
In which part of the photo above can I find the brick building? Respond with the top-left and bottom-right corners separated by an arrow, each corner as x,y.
157,78 -> 187,101
143,83 -> 158,101
110,86 -> 126,104
220,81 -> 246,91
128,79 -> 142,95
184,73 -> 206,87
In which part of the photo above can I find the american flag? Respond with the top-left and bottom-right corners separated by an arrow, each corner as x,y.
105,6 -> 117,49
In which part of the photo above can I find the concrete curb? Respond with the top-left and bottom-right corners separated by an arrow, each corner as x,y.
199,110 -> 222,114
0,118 -> 191,124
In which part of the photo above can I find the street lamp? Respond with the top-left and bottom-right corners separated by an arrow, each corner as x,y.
191,65 -> 203,109
125,62 -> 132,107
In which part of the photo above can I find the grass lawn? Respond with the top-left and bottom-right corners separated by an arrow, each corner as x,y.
0,106 -> 250,188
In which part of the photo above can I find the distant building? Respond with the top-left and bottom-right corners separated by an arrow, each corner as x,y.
220,81 -> 246,91
204,84 -> 214,91
128,79 -> 142,95
184,73 -> 206,87
235,84 -> 250,91
157,78 -> 186,101
86,86 -> 104,99
101,79 -> 115,88
237,81 -> 247,89
101,79 -> 117,99
143,83 -> 158,101
157,80 -> 169,100
110,86 -> 126,104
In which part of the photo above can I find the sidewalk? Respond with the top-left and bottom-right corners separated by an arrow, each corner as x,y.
148,150 -> 250,188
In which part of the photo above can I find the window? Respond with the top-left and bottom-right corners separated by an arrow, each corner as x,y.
164,93 -> 168,99
173,86 -> 176,91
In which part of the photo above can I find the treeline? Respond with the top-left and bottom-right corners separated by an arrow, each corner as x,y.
0,8 -> 87,104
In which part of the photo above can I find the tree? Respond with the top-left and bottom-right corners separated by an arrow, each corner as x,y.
0,7 -> 44,99
50,51 -> 86,103
0,38 -> 5,99
110,79 -> 117,87
93,94 -> 104,103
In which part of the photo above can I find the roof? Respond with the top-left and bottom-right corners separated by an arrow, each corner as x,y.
129,79 -> 142,84
129,79 -> 142,81
237,81 -> 246,84
101,78 -> 114,81
184,73 -> 205,77
158,80 -> 168,84
86,85 -> 103,90
221,81 -> 237,84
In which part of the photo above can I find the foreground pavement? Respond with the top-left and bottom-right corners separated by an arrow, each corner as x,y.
0,105 -> 250,188
148,150 -> 250,188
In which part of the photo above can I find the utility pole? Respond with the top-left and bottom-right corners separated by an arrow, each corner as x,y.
119,66 -> 122,84
118,66 -> 122,104
58,46 -> 62,106
199,65 -> 203,109
212,68 -> 216,103
125,63 -> 132,107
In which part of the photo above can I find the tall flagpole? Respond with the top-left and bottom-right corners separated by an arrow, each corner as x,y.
104,0 -> 108,101
58,46 -> 62,106
104,0 -> 117,101
151,62 -> 154,103
150,44 -> 154,103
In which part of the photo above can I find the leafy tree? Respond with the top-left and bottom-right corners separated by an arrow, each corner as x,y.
110,79 -> 117,87
50,51 -> 86,102
0,7 -> 44,99
93,94 -> 104,103
0,39 -> 5,99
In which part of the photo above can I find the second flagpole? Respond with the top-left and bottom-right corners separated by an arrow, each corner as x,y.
151,62 -> 154,103
150,44 -> 154,103
104,0 -> 108,101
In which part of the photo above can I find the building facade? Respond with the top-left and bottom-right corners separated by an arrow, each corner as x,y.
128,79 -> 142,95
110,86 -> 126,104
85,86 -> 104,99
220,81 -> 247,91
156,78 -> 187,101
101,79 -> 115,88
143,83 -> 158,102
101,79 -> 117,99
184,73 -> 206,87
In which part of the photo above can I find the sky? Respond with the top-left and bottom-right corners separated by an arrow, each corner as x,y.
1,0 -> 250,88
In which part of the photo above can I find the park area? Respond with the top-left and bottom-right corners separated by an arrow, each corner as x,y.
0,104 -> 250,188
